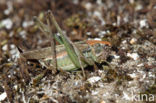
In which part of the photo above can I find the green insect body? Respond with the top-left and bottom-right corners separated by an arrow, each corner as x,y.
20,11 -> 111,73
38,43 -> 106,71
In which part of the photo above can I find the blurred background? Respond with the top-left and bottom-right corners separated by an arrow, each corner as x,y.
0,0 -> 155,59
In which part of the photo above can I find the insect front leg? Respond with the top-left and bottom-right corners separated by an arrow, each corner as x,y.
33,14 -> 58,74
45,13 -> 57,74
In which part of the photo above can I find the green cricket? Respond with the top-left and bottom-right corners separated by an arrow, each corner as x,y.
20,10 -> 111,76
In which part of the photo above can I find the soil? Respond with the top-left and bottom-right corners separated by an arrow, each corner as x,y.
0,0 -> 155,103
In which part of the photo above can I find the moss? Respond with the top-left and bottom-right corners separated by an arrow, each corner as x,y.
103,65 -> 133,83
139,82 -> 156,103
104,67 -> 118,82
29,98 -> 39,103
32,72 -> 45,86
64,14 -> 88,30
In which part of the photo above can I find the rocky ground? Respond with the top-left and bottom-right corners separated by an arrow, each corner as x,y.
0,0 -> 155,103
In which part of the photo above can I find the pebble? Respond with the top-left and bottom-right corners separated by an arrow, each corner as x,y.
122,91 -> 131,100
2,44 -> 8,51
127,53 -> 139,60
128,73 -> 137,78
135,4 -> 142,10
139,19 -> 148,28
100,101 -> 106,103
130,38 -> 137,44
19,30 -> 27,39
94,38 -> 101,41
98,31 -> 106,38
0,92 -> 7,101
22,21 -> 34,28
84,2 -> 92,10
137,63 -> 144,67
113,55 -> 120,59
91,90 -> 98,95
122,40 -> 127,44
1,18 -> 13,29
4,1 -> 13,15
87,76 -> 101,84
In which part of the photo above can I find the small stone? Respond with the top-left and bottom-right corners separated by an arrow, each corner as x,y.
137,63 -> 144,67
22,21 -> 34,28
113,55 -> 120,59
1,18 -> 13,29
2,44 -> 8,51
87,76 -> 101,84
135,4 -> 142,11
91,90 -> 98,95
0,92 -> 7,101
130,38 -> 137,44
128,73 -> 137,78
127,53 -> 139,60
98,31 -> 106,38
86,32 -> 91,35
100,101 -> 106,103
122,40 -> 127,44
122,91 -> 131,100
84,2 -> 92,10
139,19 -> 148,28
94,38 -> 101,41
